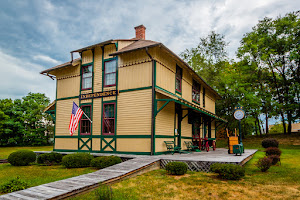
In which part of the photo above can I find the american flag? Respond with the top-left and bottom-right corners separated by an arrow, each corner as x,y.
69,102 -> 83,136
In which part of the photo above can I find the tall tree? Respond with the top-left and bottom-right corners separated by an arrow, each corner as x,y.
237,11 -> 300,134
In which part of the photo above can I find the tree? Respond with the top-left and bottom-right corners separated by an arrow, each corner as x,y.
0,93 -> 53,146
237,11 -> 300,134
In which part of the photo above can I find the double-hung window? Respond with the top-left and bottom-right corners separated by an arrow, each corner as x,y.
103,103 -> 115,135
80,105 -> 91,135
82,65 -> 92,90
104,59 -> 117,87
175,65 -> 182,93
192,80 -> 200,103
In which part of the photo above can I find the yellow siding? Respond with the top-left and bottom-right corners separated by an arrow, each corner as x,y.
80,99 -> 92,104
56,65 -> 80,99
82,50 -> 93,64
211,120 -> 216,138
118,62 -> 152,90
94,47 -> 102,92
117,41 -> 135,50
56,99 -> 79,136
92,138 -> 101,151
117,138 -> 150,152
104,44 -> 116,59
205,90 -> 216,113
156,96 -> 175,135
181,110 -> 192,137
55,138 -> 77,150
118,49 -> 151,67
117,89 -> 151,135
93,98 -> 101,135
102,96 -> 116,102
156,62 -> 175,93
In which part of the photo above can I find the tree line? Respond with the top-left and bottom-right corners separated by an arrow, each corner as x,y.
0,93 -> 54,146
181,11 -> 299,136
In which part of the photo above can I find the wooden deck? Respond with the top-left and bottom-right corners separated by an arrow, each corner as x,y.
0,148 -> 257,200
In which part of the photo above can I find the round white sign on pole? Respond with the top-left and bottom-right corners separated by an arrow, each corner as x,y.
234,110 -> 245,120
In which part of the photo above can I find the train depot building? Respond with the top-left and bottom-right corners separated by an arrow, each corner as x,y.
41,25 -> 226,155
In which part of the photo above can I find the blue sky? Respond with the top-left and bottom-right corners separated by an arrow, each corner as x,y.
0,0 -> 298,113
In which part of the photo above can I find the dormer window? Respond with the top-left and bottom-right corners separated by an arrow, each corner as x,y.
175,65 -> 182,93
82,65 -> 92,90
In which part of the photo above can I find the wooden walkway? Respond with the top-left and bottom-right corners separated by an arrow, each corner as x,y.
0,157 -> 160,200
0,148 -> 257,200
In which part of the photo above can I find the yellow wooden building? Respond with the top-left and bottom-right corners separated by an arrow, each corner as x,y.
41,25 -> 226,155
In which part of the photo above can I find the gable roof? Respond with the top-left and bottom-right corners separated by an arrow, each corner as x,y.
110,40 -> 161,56
40,58 -> 81,74
110,40 -> 221,99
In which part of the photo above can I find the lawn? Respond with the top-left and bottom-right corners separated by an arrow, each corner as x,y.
0,146 -> 96,195
70,133 -> 300,200
0,146 -> 53,159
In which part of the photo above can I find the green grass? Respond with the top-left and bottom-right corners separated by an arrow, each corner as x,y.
70,134 -> 300,200
0,164 -> 96,195
0,146 -> 53,159
0,146 -> 97,195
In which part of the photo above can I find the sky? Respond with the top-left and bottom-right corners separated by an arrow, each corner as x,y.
0,0 -> 298,107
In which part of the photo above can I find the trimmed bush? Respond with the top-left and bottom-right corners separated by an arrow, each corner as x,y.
268,155 -> 281,165
37,152 -> 63,165
210,163 -> 245,180
265,147 -> 282,156
95,184 -> 113,200
256,157 -> 272,172
165,162 -> 188,175
0,177 -> 29,193
61,153 -> 93,168
262,138 -> 279,148
210,163 -> 223,173
91,156 -> 122,169
8,150 -> 36,166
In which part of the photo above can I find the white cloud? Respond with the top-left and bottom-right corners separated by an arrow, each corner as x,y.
33,55 -> 60,64
0,49 -> 56,101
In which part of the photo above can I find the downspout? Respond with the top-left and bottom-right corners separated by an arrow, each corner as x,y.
145,47 -> 155,155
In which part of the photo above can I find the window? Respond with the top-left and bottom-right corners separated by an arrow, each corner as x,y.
103,103 -> 115,135
192,80 -> 200,103
203,87 -> 206,107
80,105 -> 91,135
175,65 -> 182,93
82,65 -> 92,90
104,59 -> 117,87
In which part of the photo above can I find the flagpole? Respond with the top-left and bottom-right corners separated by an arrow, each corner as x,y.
82,110 -> 93,123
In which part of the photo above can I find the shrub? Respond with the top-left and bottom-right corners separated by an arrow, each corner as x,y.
95,184 -> 113,200
165,162 -> 188,175
210,163 -> 245,180
0,177 -> 29,193
256,157 -> 272,172
61,153 -> 93,168
8,150 -> 36,166
261,138 -> 279,148
265,147 -> 282,156
268,155 -> 281,165
210,163 -> 223,173
37,152 -> 63,165
91,156 -> 122,169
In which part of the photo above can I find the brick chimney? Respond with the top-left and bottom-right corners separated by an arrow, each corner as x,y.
134,25 -> 146,40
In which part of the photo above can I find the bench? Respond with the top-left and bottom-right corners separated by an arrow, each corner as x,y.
184,141 -> 199,151
164,141 -> 181,155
